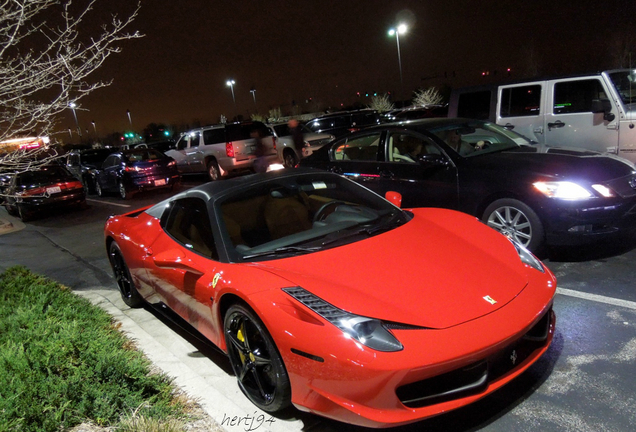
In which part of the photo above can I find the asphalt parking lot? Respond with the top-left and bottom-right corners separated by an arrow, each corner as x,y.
1,179 -> 635,432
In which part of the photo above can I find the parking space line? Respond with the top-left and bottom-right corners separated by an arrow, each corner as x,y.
557,287 -> 636,310
86,199 -> 131,208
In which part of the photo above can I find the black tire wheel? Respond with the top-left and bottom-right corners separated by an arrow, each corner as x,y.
17,205 -> 32,222
207,160 -> 221,181
5,204 -> 18,216
119,181 -> 132,200
108,242 -> 143,308
282,150 -> 299,169
482,198 -> 545,253
224,303 -> 291,413
95,181 -> 104,197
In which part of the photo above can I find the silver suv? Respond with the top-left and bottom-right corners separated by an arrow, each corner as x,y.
166,121 -> 277,180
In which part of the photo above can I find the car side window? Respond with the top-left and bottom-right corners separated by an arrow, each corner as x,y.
387,133 -> 441,163
553,79 -> 606,114
203,128 -> 225,145
163,198 -> 218,260
331,133 -> 381,161
102,155 -> 118,169
176,135 -> 188,150
500,84 -> 542,117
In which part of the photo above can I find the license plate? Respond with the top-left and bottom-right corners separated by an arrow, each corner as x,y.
46,186 -> 61,194
154,179 -> 166,186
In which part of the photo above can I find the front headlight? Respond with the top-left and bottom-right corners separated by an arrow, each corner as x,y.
509,238 -> 544,272
283,287 -> 404,352
533,181 -> 615,199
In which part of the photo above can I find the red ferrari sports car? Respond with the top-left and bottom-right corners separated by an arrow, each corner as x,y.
104,168 -> 556,428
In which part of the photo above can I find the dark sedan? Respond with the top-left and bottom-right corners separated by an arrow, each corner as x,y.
66,148 -> 113,194
301,118 -> 636,253
94,148 -> 180,199
2,165 -> 86,221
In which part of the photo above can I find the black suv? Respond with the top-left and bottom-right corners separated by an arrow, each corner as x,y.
66,148 -> 113,194
304,109 -> 381,138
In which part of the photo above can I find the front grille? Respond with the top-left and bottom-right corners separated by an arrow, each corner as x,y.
396,308 -> 552,408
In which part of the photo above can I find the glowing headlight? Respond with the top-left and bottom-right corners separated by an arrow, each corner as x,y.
283,287 -> 404,352
509,239 -> 544,272
533,181 -> 592,199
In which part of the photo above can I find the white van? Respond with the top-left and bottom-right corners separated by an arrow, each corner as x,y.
448,69 -> 636,163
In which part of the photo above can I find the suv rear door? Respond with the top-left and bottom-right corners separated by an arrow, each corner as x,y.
496,81 -> 545,142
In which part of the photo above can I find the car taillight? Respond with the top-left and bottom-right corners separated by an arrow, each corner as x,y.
65,180 -> 83,189
168,160 -> 176,167
226,142 -> 235,157
20,187 -> 47,196
272,136 -> 277,150
124,165 -> 140,172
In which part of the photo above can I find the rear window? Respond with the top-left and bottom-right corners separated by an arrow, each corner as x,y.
17,166 -> 74,186
124,149 -> 165,162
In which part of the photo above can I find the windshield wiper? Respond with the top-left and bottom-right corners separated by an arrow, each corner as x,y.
320,211 -> 406,247
241,246 -> 322,260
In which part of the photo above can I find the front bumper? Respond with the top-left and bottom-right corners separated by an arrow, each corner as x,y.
249,270 -> 556,428
540,196 -> 636,246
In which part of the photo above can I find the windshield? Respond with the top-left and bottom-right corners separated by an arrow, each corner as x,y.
218,173 -> 408,261
608,70 -> 636,105
429,121 -> 531,157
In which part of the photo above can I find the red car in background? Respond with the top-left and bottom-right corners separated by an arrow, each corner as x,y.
104,168 -> 556,428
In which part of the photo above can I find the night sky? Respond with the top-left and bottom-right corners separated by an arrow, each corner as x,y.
70,0 -> 636,137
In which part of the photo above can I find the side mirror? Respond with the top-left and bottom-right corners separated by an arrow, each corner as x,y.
591,99 -> 615,122
385,191 -> 402,208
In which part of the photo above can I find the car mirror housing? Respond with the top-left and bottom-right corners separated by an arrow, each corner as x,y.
385,191 -> 402,207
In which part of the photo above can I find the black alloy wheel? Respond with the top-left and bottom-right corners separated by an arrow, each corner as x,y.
224,303 -> 291,412
482,198 -> 545,253
108,242 -> 143,308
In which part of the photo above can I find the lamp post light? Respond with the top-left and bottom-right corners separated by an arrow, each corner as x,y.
250,87 -> 257,111
126,109 -> 133,128
91,120 -> 97,135
226,79 -> 236,109
388,23 -> 408,100
69,102 -> 82,138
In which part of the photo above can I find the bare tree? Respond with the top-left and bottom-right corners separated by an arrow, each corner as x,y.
0,0 -> 142,145
368,94 -> 394,113
412,87 -> 444,107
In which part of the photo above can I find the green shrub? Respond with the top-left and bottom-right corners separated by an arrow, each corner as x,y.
0,267 -> 185,432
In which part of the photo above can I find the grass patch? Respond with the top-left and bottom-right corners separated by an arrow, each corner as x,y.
0,266 -> 189,432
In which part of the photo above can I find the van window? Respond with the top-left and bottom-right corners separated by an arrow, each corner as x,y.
176,136 -> 188,150
553,79 -> 606,114
203,128 -> 225,145
500,85 -> 542,117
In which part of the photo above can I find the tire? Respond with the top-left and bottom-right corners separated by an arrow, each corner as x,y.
108,242 -> 143,308
119,181 -> 133,200
482,198 -> 545,253
17,205 -> 32,222
207,160 -> 221,181
224,303 -> 291,413
5,204 -> 18,216
282,149 -> 299,169
95,181 -> 104,197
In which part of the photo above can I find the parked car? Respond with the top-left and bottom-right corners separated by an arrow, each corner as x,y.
66,148 -> 113,194
2,164 -> 86,221
93,148 -> 180,199
447,69 -> 636,164
267,122 -> 334,168
304,109 -> 381,138
165,121 -> 277,181
105,168 -> 556,428
301,118 -> 636,253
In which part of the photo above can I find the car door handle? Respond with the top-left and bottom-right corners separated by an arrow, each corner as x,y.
547,120 -> 565,130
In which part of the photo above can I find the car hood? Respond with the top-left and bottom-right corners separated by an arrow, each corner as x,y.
470,146 -> 635,182
252,209 -> 531,329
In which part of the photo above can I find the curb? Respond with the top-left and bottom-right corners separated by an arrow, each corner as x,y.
0,217 -> 14,234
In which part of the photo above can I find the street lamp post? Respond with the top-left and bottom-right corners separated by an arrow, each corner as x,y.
388,23 -> 408,101
69,102 -> 82,139
226,80 -> 236,110
250,87 -> 257,111
126,109 -> 133,128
